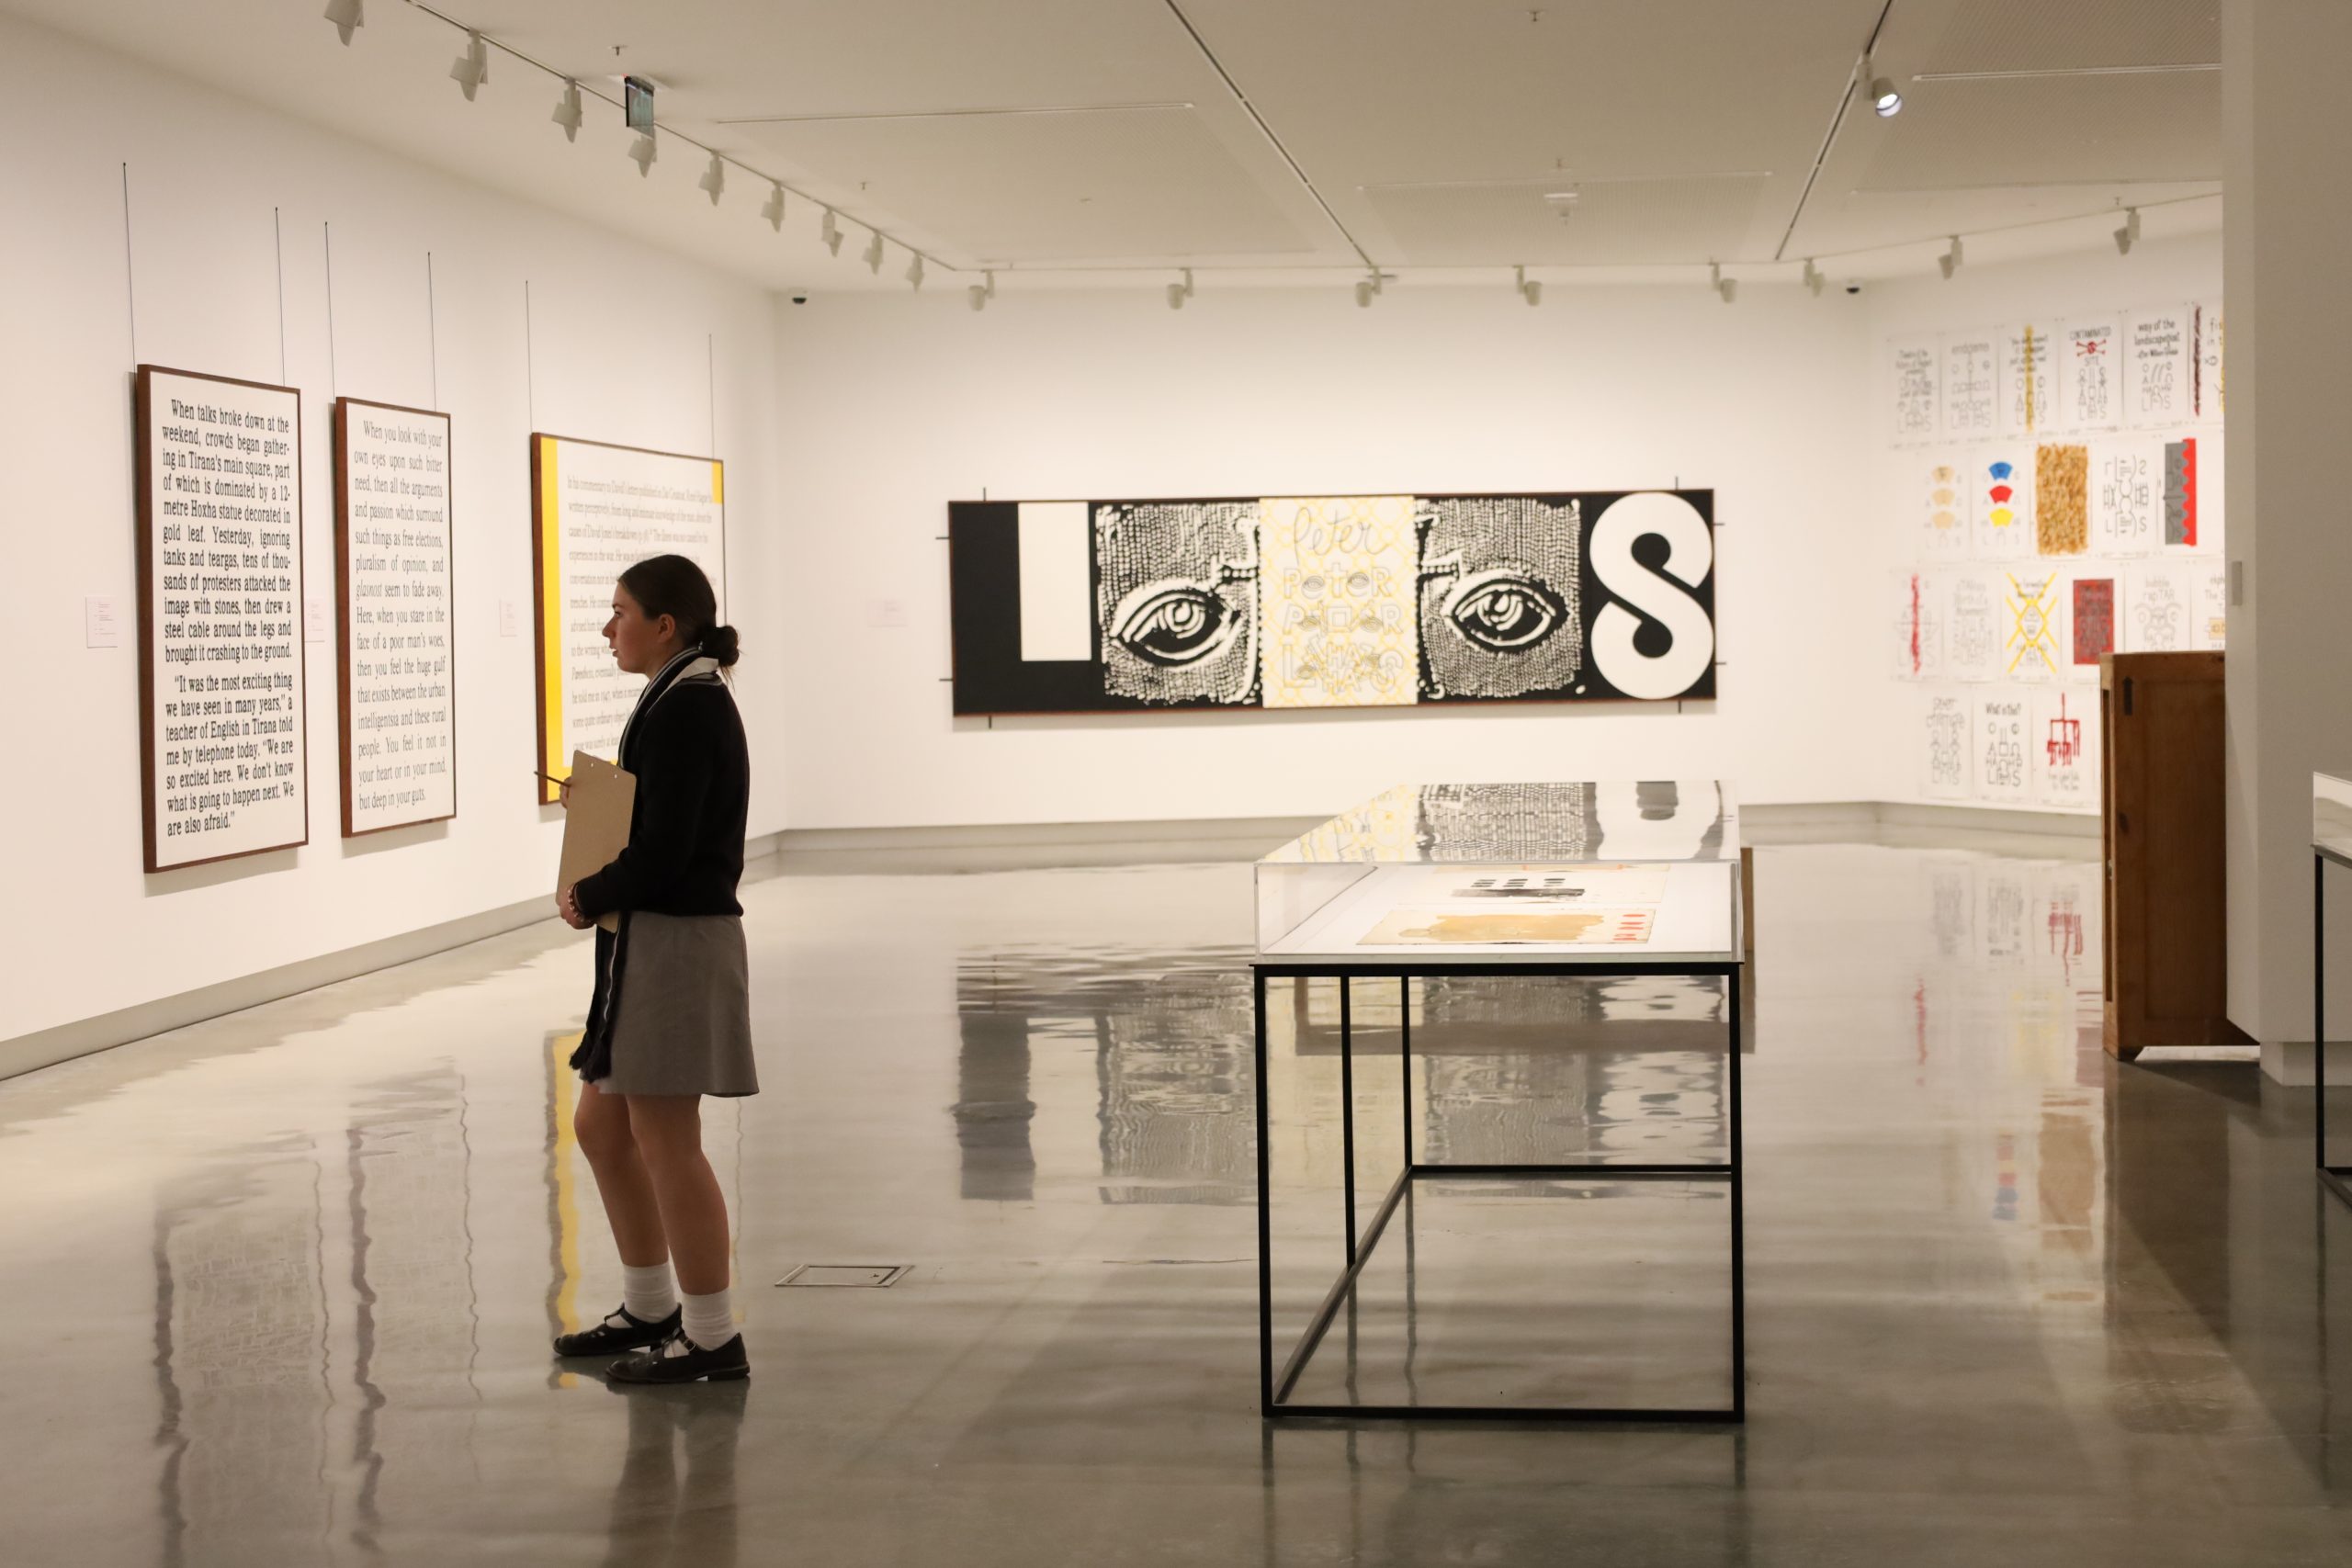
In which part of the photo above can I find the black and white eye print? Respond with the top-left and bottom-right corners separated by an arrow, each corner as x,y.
1442,567 -> 1568,652
949,490 -> 1711,716
1094,502 -> 1260,705
1416,497 -> 1583,699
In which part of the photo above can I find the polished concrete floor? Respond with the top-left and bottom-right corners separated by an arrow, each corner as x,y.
6,841 -> 2352,1565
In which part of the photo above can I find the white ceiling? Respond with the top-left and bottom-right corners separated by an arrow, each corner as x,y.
4,0 -> 2224,292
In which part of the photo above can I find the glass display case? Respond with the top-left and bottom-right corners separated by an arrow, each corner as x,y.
1254,780 -> 1741,964
1250,780 -> 1747,1423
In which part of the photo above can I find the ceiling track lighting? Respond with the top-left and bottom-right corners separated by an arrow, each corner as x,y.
382,12 -> 904,283
1515,265 -> 1542,307
1167,268 -> 1194,310
969,271 -> 996,312
1711,263 -> 1736,305
322,0 -> 362,46
449,29 -> 489,102
1803,258 -> 1825,297
2114,207 -> 2141,255
905,254 -> 925,290
1938,234 -> 1962,280
1354,271 -> 1386,309
551,79 -> 582,141
1863,53 -> 1902,117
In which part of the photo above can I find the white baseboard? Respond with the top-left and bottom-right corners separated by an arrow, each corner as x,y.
1,801 -> 2103,1082
772,801 -> 2098,867
775,814 -> 1325,872
2257,1039 -> 2352,1086
1742,800 -> 2098,846
0,833 -> 784,1084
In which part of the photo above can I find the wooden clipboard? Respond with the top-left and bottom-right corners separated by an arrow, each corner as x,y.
558,750 -> 636,934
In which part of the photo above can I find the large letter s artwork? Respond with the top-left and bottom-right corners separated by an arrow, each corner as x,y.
1588,491 -> 1714,699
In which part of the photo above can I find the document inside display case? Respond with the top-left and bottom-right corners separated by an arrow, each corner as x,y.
1256,781 -> 1741,964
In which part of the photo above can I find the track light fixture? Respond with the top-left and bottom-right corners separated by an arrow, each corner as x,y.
1712,263 -> 1736,305
1167,268 -> 1193,310
551,79 -> 582,141
1938,235 -> 1962,280
2113,207 -> 2141,255
449,29 -> 489,101
1515,265 -> 1542,307
323,0 -> 362,46
1354,271 -> 1385,309
1864,54 -> 1901,117
627,130 -> 657,176
863,231 -> 886,274
698,153 -> 726,206
820,209 -> 843,256
969,272 -> 996,312
1803,258 -> 1825,297
761,183 -> 786,231
905,254 -> 925,290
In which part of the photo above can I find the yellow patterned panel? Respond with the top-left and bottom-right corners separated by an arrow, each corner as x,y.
2003,572 -> 2064,679
537,438 -> 566,801
1258,495 -> 1419,708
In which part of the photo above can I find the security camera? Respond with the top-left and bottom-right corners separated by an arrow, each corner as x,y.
790,294 -> 808,305
1844,282 -> 1862,296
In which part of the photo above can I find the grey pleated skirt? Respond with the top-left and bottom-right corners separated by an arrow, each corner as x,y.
603,912 -> 760,1098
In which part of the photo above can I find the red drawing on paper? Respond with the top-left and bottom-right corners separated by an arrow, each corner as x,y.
2165,438 -> 2199,547
2072,579 -> 2115,667
1908,574 -> 1922,674
2045,693 -> 2083,768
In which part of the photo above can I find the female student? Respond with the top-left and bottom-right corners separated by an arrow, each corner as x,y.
552,553 -> 756,1384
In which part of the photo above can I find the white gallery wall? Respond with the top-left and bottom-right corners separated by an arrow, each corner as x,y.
0,15 -> 787,1045
0,13 -> 2247,1055
2221,0 -> 2352,1055
771,282 -> 1876,830
1860,230 -> 2227,811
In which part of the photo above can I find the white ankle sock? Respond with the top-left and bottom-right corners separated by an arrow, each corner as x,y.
622,1262 -> 678,1323
681,1287 -> 735,1351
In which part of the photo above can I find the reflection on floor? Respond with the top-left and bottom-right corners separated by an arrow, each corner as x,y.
3,843 -> 2349,1564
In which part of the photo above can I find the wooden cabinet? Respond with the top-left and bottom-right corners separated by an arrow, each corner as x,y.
2101,651 -> 2246,1058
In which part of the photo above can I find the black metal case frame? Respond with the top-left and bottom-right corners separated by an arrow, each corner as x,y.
1252,957 -> 1746,1423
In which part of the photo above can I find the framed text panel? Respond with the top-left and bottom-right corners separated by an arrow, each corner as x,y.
528,434 -> 726,803
334,398 -> 456,836
134,365 -> 308,872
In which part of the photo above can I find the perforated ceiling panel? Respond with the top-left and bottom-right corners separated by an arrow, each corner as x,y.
1915,0 -> 2220,74
1856,73 -> 2222,190
1361,175 -> 1773,268
728,106 -> 1318,264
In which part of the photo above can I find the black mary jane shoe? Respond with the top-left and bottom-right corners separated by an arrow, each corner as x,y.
553,1303 -> 682,1358
606,1328 -> 751,1385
